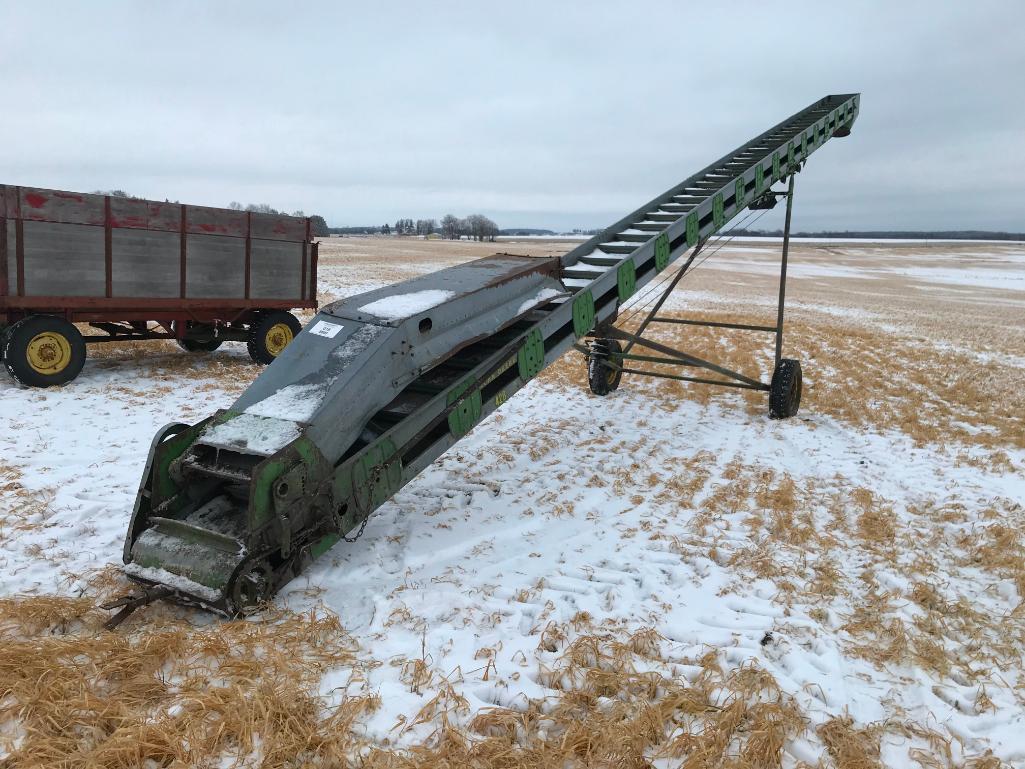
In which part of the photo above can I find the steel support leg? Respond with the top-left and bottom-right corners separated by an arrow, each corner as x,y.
621,239 -> 706,355
774,174 -> 795,368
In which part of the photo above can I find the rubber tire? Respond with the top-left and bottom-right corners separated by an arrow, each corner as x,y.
587,338 -> 624,396
3,315 -> 87,387
247,311 -> 301,364
178,337 -> 222,353
172,321 -> 222,352
769,358 -> 802,419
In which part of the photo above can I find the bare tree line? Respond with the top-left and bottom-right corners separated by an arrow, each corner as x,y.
385,218 -> 439,236
381,214 -> 498,241
440,214 -> 499,241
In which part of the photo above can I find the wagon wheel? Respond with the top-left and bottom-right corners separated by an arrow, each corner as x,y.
172,321 -> 222,352
3,315 -> 87,387
248,311 -> 302,364
587,338 -> 623,396
769,358 -> 802,419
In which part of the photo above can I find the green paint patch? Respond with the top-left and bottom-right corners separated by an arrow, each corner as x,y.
686,212 -> 699,246
251,457 -> 288,528
152,420 -> 211,502
447,377 -> 483,438
572,290 -> 596,338
517,327 -> 545,381
617,260 -> 637,303
350,436 -> 403,511
654,232 -> 670,273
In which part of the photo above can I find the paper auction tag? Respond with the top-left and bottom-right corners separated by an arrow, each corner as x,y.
309,320 -> 344,339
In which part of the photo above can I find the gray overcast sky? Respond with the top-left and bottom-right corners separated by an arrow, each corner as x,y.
2,1 -> 1022,232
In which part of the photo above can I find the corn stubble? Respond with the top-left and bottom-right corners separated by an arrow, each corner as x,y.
3,283 -> 1022,766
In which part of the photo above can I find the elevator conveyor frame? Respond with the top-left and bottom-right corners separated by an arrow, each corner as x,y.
104,94 -> 859,626
580,171 -> 803,420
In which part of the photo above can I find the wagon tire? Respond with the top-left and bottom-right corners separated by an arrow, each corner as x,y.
172,322 -> 222,352
247,311 -> 301,364
179,338 -> 222,352
587,338 -> 623,396
3,315 -> 87,387
769,358 -> 802,419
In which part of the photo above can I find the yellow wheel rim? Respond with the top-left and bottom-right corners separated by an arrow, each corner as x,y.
265,323 -> 293,357
26,331 -> 72,375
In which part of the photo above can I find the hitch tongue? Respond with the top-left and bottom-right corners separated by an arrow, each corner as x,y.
100,585 -> 174,630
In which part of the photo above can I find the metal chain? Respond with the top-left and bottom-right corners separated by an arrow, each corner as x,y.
343,464 -> 384,542
343,515 -> 370,543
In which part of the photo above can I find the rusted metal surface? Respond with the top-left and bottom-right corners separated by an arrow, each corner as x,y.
244,212 -> 252,300
0,216 -> 7,299
1,184 -> 317,323
15,217 -> 25,297
104,196 -> 113,298
179,203 -> 188,299
304,242 -> 319,304
1,296 -> 300,315
4,186 -> 305,243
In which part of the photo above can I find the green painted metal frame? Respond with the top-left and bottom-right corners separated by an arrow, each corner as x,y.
588,173 -> 799,394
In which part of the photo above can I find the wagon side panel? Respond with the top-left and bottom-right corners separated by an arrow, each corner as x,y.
17,187 -> 105,226
250,239 -> 303,300
185,233 -> 245,299
111,229 -> 180,298
2,184 -> 316,309
22,220 -> 106,297
185,205 -> 247,238
110,197 -> 180,233
4,225 -> 14,298
250,212 -> 306,242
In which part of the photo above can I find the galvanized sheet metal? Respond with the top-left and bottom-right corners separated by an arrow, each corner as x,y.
250,239 -> 303,299
327,254 -> 558,327
111,229 -> 181,298
185,234 -> 245,298
230,254 -> 564,460
4,222 -> 13,296
22,221 -> 106,297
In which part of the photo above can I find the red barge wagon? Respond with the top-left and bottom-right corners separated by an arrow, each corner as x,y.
0,185 -> 318,386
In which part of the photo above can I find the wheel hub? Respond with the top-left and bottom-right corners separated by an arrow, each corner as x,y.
230,561 -> 273,614
26,332 -> 71,374
265,323 -> 293,356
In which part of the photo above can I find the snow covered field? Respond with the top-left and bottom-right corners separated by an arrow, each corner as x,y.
2,238 -> 1024,767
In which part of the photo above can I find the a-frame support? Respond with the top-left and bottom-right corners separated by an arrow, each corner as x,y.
582,175 -> 802,416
